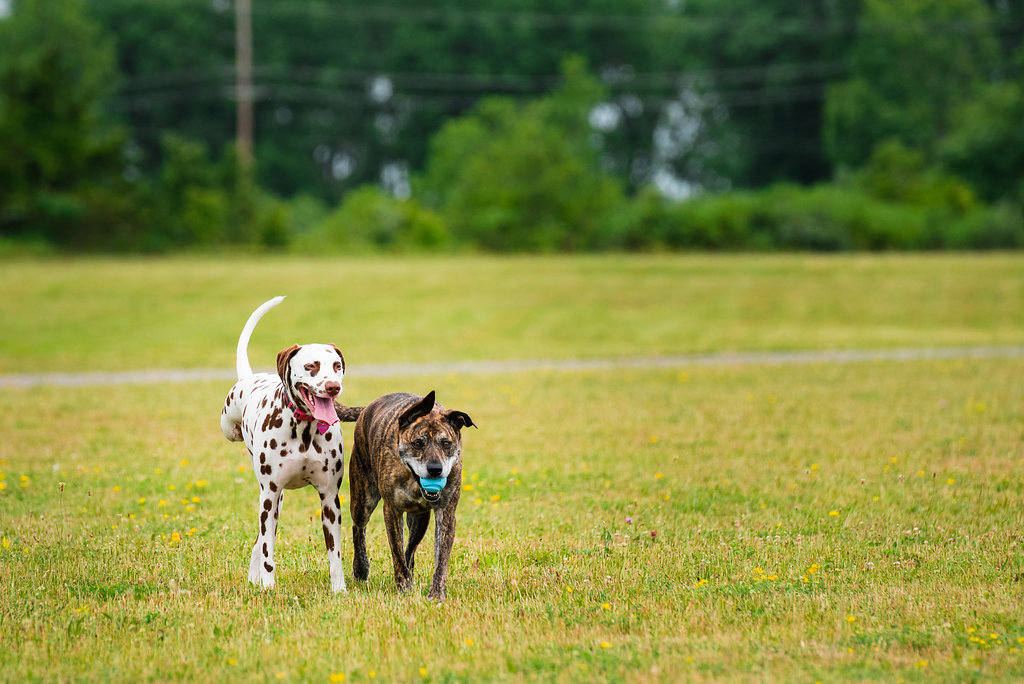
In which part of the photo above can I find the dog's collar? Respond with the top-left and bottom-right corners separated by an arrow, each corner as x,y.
286,396 -> 331,434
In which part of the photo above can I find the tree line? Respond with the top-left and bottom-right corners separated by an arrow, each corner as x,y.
1,0 -> 1022,253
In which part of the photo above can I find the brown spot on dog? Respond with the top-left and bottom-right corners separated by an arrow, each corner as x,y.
262,543 -> 268,557
269,439 -> 277,450
269,481 -> 278,492
264,562 -> 274,573
263,499 -> 272,511
323,507 -> 336,523
262,407 -> 284,432
323,525 -> 335,552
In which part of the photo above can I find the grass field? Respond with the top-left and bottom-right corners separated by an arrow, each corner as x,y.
1,253 -> 1023,374
1,254 -> 1023,682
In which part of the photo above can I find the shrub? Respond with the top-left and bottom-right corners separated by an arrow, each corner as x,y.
624,184 -> 938,252
943,203 -> 1024,249
297,185 -> 450,253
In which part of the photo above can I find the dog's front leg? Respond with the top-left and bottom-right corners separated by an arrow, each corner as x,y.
382,502 -> 413,592
251,485 -> 283,590
319,491 -> 346,594
428,507 -> 456,601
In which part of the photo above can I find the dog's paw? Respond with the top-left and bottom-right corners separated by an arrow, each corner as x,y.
247,575 -> 275,590
353,559 -> 370,581
426,590 -> 447,603
256,573 -> 276,590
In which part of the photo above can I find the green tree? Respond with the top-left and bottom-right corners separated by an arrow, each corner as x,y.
87,0 -> 695,201
941,80 -> 1024,203
682,0 -> 862,188
0,0 -> 131,246
824,0 -> 999,169
420,58 -> 625,251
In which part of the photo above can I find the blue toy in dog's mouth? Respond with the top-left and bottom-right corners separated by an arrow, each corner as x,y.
419,477 -> 447,493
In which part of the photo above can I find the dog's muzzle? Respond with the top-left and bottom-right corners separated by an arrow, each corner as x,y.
402,459 -> 446,503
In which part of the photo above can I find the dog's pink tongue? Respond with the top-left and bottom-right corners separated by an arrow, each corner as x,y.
311,396 -> 339,428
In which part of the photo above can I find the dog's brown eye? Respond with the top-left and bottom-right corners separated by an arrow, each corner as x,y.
440,438 -> 452,449
334,362 -> 342,372
413,438 -> 426,449
304,363 -> 316,372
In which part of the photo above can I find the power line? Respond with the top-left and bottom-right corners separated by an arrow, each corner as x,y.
113,60 -> 848,98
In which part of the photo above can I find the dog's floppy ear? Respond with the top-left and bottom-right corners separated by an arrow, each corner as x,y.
445,410 -> 477,431
276,345 -> 301,384
329,344 -> 346,373
399,390 -> 436,429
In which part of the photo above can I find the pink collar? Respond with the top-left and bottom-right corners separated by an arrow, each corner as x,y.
286,397 -> 331,434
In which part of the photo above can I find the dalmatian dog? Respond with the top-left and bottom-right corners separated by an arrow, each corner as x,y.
220,296 -> 348,593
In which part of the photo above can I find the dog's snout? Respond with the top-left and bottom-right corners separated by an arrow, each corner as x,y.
426,463 -> 444,478
324,381 -> 341,397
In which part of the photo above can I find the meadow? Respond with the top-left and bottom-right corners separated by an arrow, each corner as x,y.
0,254 -> 1022,682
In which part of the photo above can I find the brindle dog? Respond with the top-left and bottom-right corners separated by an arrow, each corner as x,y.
346,391 -> 476,601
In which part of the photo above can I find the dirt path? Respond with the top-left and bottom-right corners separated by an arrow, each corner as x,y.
2,345 -> 1022,389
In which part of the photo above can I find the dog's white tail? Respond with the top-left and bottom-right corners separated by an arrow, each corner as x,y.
236,296 -> 286,380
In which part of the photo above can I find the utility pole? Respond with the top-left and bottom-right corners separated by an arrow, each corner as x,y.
235,0 -> 254,167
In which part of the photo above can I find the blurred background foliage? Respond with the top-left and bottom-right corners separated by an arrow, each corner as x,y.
1,0 -> 1023,253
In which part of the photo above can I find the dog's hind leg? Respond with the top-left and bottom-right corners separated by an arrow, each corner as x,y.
405,512 -> 430,573
349,447 -> 379,582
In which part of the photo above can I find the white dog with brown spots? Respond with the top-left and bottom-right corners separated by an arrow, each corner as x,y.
220,296 -> 349,593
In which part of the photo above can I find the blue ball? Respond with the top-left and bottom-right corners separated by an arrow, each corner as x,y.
419,477 -> 447,493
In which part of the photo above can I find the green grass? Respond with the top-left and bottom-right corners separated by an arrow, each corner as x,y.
1,254 -> 1023,682
1,253 -> 1022,373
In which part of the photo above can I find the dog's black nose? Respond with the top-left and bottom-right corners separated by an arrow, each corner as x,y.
426,463 -> 443,477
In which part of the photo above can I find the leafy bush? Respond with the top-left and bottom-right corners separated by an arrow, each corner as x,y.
944,203 -> 1024,249
621,184 -> 970,252
297,186 -> 449,253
